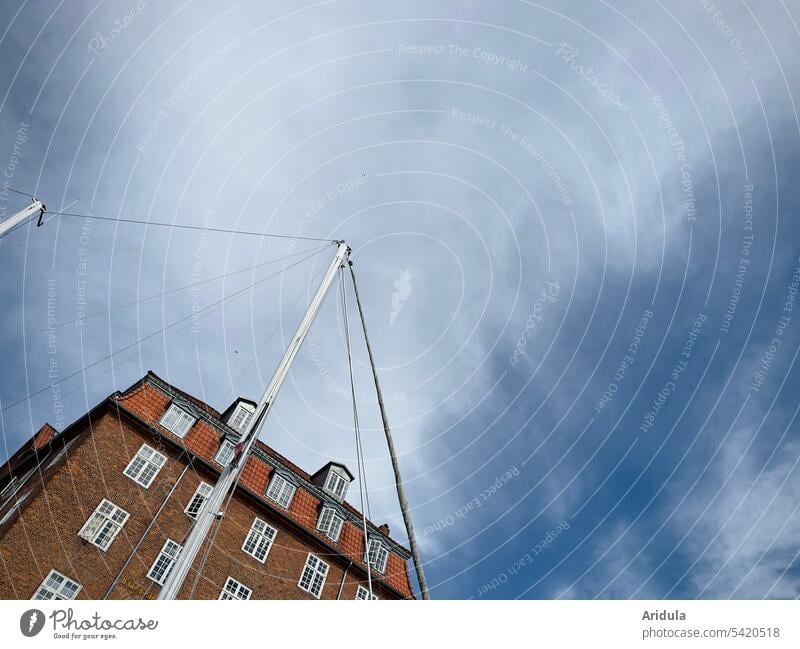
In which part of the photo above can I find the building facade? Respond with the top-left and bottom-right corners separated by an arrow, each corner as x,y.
0,372 -> 415,600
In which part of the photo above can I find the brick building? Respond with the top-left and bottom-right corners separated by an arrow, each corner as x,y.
0,371 -> 415,600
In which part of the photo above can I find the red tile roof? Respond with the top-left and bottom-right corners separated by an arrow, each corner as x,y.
113,371 -> 415,599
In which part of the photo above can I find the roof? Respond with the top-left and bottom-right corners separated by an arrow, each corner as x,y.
311,461 -> 356,482
113,371 -> 415,598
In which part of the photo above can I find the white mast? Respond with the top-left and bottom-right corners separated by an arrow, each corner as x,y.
0,199 -> 45,238
158,240 -> 351,600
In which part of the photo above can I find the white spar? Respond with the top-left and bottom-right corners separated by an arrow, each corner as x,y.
157,240 -> 351,600
0,199 -> 44,238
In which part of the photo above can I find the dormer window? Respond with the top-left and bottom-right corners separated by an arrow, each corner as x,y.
324,468 -> 350,501
311,462 -> 354,502
214,439 -> 235,467
227,401 -> 255,432
265,471 -> 296,509
366,538 -> 388,574
316,506 -> 344,542
159,403 -> 195,438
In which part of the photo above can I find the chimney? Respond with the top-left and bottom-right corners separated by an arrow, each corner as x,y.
378,523 -> 390,536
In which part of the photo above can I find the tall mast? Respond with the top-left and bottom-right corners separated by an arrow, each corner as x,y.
0,199 -> 45,239
158,240 -> 350,600
347,261 -> 430,599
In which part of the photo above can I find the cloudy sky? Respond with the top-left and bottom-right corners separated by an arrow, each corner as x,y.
1,0 -> 799,599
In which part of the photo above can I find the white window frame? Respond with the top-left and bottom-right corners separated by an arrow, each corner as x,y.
228,403 -> 254,431
265,473 -> 296,509
0,476 -> 18,500
298,553 -> 329,599
147,539 -> 182,586
159,403 -> 195,438
324,468 -> 349,500
0,467 -> 35,505
123,443 -> 167,488
185,482 -> 213,519
78,499 -> 129,551
46,438 -> 78,469
219,576 -> 252,600
355,585 -> 378,600
366,538 -> 389,574
0,491 -> 30,526
241,517 -> 277,563
316,506 -> 343,542
32,569 -> 81,600
214,439 -> 236,467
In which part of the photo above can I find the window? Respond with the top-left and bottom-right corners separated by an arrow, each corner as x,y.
147,539 -> 182,585
78,499 -> 129,550
0,477 -> 18,500
324,469 -> 348,500
355,585 -> 378,600
219,576 -> 251,600
46,438 -> 77,469
265,473 -> 295,509
32,570 -> 81,600
241,517 -> 277,563
123,443 -> 167,488
228,404 -> 254,431
0,491 -> 31,526
0,492 -> 30,526
366,538 -> 388,574
298,554 -> 329,598
185,482 -> 213,519
316,506 -> 343,542
214,439 -> 235,467
159,403 -> 195,438
0,467 -> 34,504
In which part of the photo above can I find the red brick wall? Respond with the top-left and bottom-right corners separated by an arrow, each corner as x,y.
117,380 -> 415,597
0,406 -> 404,600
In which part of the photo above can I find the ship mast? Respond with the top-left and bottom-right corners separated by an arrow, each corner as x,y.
158,241 -> 350,599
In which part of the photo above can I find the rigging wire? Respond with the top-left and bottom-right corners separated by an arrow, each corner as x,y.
188,260 -> 333,598
3,186 -> 36,198
45,210 -> 336,243
214,258 -> 330,406
0,246 -> 326,415
0,243 -> 328,347
2,248 -> 331,438
347,261 -> 431,599
339,265 -> 373,597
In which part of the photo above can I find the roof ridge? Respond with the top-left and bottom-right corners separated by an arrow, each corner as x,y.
128,371 -> 412,555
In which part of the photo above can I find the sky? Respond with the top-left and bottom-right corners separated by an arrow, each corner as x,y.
0,0 -> 799,599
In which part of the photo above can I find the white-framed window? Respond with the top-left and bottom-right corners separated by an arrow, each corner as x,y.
241,517 -> 277,563
147,539 -> 182,585
32,569 -> 81,600
298,553 -> 329,598
324,469 -> 349,500
123,443 -> 167,488
265,473 -> 295,509
366,538 -> 388,574
355,585 -> 378,600
78,499 -> 129,551
214,439 -> 235,467
219,576 -> 251,600
185,482 -> 213,519
159,403 -> 195,438
46,438 -> 77,469
0,476 -> 19,500
316,506 -> 343,542
228,404 -> 254,431
0,491 -> 30,526
0,467 -> 34,504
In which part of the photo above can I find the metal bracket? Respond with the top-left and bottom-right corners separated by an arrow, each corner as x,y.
36,202 -> 46,227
